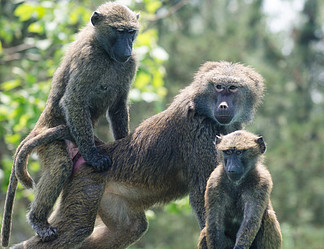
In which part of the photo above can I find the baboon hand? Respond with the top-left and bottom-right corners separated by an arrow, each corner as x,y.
84,147 -> 112,172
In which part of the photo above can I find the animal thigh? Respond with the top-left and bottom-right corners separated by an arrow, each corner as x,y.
11,165 -> 107,249
78,183 -> 148,249
254,208 -> 282,249
29,141 -> 72,222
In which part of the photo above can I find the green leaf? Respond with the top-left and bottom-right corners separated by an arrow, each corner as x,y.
14,4 -> 35,21
144,0 -> 162,14
1,80 -> 21,91
28,22 -> 44,34
69,6 -> 91,25
134,72 -> 151,90
5,133 -> 20,145
35,6 -> 46,19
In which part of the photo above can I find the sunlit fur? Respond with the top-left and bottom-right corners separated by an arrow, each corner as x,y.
1,2 -> 139,246
10,61 -> 265,249
198,130 -> 282,249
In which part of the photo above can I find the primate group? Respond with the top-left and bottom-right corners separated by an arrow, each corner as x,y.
1,2 -> 282,249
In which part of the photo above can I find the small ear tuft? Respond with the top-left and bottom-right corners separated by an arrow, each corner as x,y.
215,135 -> 222,145
91,11 -> 102,26
256,136 -> 266,154
136,12 -> 140,20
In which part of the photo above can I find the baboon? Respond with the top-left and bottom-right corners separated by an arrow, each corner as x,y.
198,130 -> 282,249
9,61 -> 265,249
1,2 -> 140,246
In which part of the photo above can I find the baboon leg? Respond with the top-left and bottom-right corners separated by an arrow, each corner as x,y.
11,165 -> 106,249
26,141 -> 72,241
254,205 -> 282,249
79,187 -> 148,249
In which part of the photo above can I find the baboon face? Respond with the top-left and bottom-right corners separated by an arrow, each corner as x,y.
193,62 -> 264,126
91,4 -> 140,63
193,75 -> 244,126
212,76 -> 241,125
216,130 -> 266,182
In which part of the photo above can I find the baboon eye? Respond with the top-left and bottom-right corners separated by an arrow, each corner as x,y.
117,28 -> 125,33
215,84 -> 224,92
223,150 -> 232,155
229,85 -> 238,93
236,150 -> 242,155
128,29 -> 135,34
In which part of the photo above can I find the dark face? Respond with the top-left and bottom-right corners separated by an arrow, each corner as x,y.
220,136 -> 266,183
110,27 -> 137,62
91,11 -> 138,63
214,84 -> 239,125
222,149 -> 247,182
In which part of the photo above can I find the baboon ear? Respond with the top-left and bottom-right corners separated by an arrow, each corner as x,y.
91,11 -> 102,26
136,12 -> 140,20
215,135 -> 222,145
256,136 -> 266,154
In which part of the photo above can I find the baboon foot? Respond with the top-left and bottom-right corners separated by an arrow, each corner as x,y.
35,225 -> 58,242
28,213 -> 58,242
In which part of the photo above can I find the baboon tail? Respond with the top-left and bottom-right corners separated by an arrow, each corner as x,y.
1,131 -> 38,246
15,124 -> 71,189
1,125 -> 71,246
1,169 -> 18,247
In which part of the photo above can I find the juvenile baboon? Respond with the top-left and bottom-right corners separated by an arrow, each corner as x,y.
1,2 -> 140,245
9,61 -> 265,249
198,130 -> 282,249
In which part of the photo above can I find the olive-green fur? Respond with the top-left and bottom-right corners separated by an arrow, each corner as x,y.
1,2 -> 139,246
217,130 -> 263,152
11,61 -> 264,249
198,131 -> 282,249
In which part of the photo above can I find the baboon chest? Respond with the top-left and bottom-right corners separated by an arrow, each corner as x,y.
89,65 -> 133,115
224,190 -> 244,231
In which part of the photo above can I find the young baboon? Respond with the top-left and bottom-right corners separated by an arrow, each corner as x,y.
1,2 -> 140,245
9,61 -> 265,249
198,130 -> 282,249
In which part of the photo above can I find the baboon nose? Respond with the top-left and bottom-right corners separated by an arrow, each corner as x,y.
219,102 -> 228,110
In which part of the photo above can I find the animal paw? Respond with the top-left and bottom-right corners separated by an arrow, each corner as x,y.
38,226 -> 58,242
28,213 -> 58,242
85,147 -> 112,172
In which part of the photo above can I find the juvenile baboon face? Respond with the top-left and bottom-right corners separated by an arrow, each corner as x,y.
91,3 -> 140,62
216,130 -> 266,182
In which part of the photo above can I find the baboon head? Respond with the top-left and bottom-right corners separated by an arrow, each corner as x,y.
216,130 -> 266,182
192,61 -> 264,126
91,2 -> 140,62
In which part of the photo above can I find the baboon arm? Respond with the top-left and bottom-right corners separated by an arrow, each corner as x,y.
205,191 -> 229,249
62,100 -> 95,155
107,96 -> 129,140
235,201 -> 266,249
60,73 -> 96,158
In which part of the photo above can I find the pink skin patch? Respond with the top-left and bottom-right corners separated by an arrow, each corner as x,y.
65,140 -> 86,173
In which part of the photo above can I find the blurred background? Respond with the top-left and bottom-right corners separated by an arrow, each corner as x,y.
0,0 -> 324,248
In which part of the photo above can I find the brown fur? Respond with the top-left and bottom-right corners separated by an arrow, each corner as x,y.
198,130 -> 282,249
10,61 -> 265,248
1,2 -> 139,246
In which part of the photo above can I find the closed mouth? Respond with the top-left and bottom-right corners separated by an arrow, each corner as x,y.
216,115 -> 232,124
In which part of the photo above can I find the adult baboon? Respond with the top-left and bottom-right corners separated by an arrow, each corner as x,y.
198,130 -> 282,249
10,61 -> 265,249
1,2 -> 140,245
